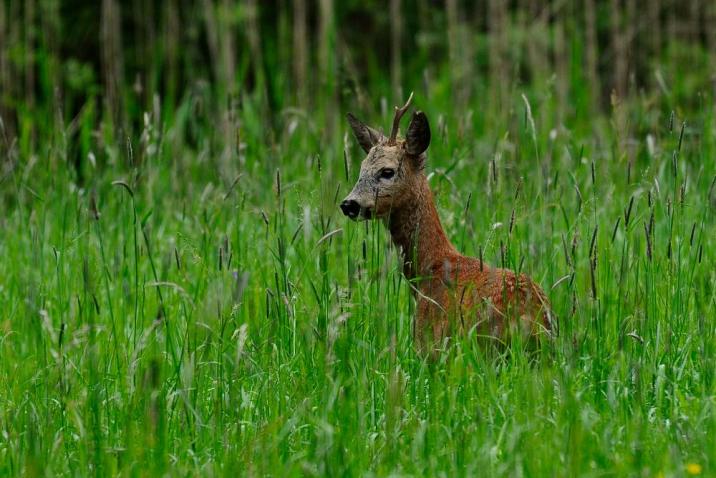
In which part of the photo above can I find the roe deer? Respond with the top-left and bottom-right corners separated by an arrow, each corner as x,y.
341,94 -> 553,353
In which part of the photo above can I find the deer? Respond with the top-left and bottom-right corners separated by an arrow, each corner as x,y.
340,94 -> 554,354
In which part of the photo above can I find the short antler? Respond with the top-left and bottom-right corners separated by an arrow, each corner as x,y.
388,92 -> 414,144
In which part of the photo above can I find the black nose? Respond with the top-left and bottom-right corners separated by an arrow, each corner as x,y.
340,199 -> 360,218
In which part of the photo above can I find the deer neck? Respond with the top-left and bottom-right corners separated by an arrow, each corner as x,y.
386,175 -> 457,280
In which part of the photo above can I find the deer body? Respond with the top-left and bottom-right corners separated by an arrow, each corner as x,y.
342,96 -> 552,352
387,174 -> 551,350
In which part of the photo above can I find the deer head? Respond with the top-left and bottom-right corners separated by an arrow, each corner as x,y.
341,94 -> 431,220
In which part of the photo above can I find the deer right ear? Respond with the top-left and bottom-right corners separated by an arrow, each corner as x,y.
347,113 -> 384,153
405,111 -> 431,156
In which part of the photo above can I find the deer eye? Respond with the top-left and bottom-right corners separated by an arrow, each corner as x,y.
379,168 -> 395,180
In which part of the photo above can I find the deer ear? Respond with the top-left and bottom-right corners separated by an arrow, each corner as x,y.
405,111 -> 430,156
347,113 -> 384,153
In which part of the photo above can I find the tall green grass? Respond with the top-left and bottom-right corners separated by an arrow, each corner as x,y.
2,81 -> 715,475
1,2 -> 716,476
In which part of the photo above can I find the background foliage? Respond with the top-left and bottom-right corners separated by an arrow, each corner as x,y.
1,1 -> 715,476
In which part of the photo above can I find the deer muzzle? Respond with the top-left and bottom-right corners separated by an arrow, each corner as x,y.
340,199 -> 361,219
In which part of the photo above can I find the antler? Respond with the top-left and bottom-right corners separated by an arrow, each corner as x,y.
388,91 -> 414,144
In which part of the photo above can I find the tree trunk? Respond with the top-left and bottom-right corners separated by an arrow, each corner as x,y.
584,0 -> 601,113
390,0 -> 402,101
318,0 -> 336,138
101,0 -> 125,139
610,0 -> 627,98
446,0 -> 472,118
553,12 -> 568,121
163,0 -> 180,108
292,0 -> 308,108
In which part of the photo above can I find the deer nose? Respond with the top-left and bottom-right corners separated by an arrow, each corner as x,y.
340,199 -> 360,219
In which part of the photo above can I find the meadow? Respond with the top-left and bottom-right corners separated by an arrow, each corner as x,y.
1,1 -> 716,476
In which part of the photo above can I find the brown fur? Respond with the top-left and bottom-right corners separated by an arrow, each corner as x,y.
343,106 -> 553,353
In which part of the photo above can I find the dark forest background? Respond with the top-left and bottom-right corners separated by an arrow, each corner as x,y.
1,1 -> 715,152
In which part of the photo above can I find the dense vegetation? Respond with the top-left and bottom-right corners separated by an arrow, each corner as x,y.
1,1 -> 715,476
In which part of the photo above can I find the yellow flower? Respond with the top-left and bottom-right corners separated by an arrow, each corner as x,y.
686,463 -> 702,475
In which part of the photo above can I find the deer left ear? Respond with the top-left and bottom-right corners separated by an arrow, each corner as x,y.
405,111 -> 430,156
347,113 -> 385,153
